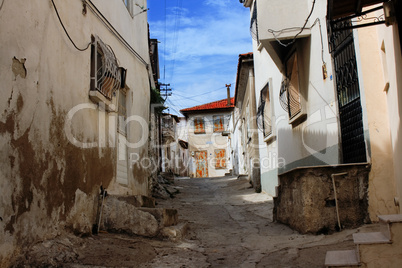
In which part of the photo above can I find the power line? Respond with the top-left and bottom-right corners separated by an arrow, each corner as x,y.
51,0 -> 91,51
267,0 -> 316,47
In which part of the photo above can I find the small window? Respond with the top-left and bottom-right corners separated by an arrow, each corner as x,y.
193,117 -> 205,134
257,83 -> 272,138
246,102 -> 251,139
214,149 -> 226,169
90,36 -> 121,100
279,51 -> 302,120
122,0 -> 134,16
213,115 -> 224,132
250,1 -> 259,43
118,89 -> 127,135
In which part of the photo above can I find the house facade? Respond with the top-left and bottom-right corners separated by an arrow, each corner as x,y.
181,98 -> 234,178
0,0 -> 154,265
240,0 -> 401,233
233,53 -> 262,191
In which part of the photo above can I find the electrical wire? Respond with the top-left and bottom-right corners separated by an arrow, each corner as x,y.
84,0 -> 149,67
0,0 -> 5,13
168,0 -> 183,82
310,18 -> 325,65
51,0 -> 91,52
268,0 -> 316,47
173,87 -> 226,100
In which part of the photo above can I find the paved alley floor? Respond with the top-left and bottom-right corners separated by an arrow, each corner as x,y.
16,175 -> 377,267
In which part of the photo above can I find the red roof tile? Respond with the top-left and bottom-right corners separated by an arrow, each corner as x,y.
180,98 -> 235,114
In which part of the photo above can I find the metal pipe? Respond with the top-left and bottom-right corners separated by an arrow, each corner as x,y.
331,172 -> 348,231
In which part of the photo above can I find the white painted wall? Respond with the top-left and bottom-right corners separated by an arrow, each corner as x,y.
249,0 -> 340,196
186,112 -> 232,178
370,16 -> 402,213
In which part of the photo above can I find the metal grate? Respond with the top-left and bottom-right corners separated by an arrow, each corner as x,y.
91,35 -> 121,100
279,77 -> 302,119
256,85 -> 272,137
250,1 -> 259,42
329,20 -> 367,163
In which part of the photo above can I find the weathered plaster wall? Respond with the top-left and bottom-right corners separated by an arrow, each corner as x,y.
274,165 -> 370,234
0,0 -> 151,265
356,23 -> 399,220
236,66 -> 261,190
374,18 -> 402,214
250,0 -> 339,195
187,112 -> 232,178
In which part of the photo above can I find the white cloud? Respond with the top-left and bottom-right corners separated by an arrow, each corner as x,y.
148,1 -> 251,114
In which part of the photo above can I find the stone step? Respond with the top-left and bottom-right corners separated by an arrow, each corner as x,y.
378,214 -> 402,224
109,195 -> 155,208
101,196 -> 178,238
137,207 -> 178,228
160,222 -> 188,241
353,232 -> 391,245
378,214 -> 402,241
325,249 -> 359,267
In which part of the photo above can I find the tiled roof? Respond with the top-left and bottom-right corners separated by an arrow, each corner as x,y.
180,98 -> 235,114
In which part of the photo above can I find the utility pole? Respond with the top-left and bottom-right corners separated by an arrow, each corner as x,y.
159,83 -> 172,100
225,84 -> 231,106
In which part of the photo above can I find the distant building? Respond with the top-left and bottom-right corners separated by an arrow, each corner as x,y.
181,98 -> 235,178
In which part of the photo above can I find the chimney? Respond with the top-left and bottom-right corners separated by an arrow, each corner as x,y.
226,84 -> 231,106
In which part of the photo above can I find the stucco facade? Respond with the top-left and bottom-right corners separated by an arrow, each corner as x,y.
242,0 -> 400,221
181,99 -> 234,178
234,53 -> 261,191
0,0 -> 153,265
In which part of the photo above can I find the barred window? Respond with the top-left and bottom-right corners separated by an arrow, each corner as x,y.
122,0 -> 134,16
279,51 -> 302,119
257,83 -> 272,138
250,1 -> 259,42
90,35 -> 122,100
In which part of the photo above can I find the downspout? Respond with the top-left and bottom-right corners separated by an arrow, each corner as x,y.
331,172 -> 348,231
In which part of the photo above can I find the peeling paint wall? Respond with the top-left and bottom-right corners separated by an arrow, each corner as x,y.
274,165 -> 371,234
0,0 -> 152,265
187,112 -> 232,178
356,21 -> 399,220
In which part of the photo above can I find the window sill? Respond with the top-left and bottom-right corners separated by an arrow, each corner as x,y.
89,90 -> 117,112
289,112 -> 307,126
263,133 -> 275,144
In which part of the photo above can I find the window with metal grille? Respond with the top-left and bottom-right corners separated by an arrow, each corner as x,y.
213,115 -> 225,132
193,117 -> 205,134
256,83 -> 272,138
250,1 -> 259,42
90,36 -> 122,100
122,0 -> 134,16
279,51 -> 302,119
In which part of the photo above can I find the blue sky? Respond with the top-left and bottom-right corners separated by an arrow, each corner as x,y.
147,0 -> 252,115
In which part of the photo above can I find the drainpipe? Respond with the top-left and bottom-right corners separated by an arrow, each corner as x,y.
331,172 -> 348,231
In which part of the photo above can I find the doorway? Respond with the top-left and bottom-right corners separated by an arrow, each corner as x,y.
195,151 -> 208,178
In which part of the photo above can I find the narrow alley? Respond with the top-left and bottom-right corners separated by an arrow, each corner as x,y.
15,175 -> 374,267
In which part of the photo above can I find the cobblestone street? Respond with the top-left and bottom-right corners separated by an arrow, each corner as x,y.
15,175 -> 373,267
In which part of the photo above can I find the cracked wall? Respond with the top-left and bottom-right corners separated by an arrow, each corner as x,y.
0,0 -> 151,265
